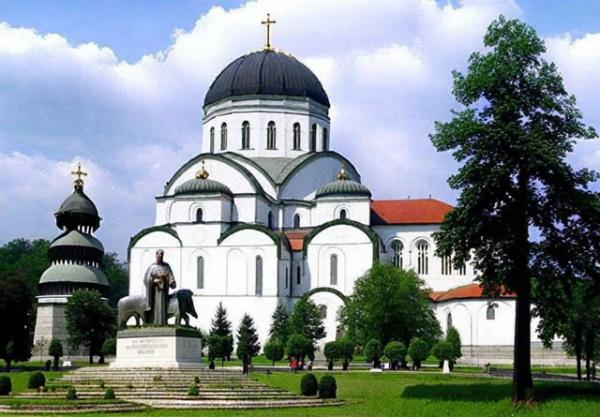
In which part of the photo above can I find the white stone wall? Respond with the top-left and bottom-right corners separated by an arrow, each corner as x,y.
314,197 -> 371,225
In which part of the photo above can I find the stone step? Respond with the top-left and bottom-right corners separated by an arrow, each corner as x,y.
130,398 -> 343,409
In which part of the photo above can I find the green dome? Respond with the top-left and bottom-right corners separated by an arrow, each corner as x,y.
315,179 -> 371,199
50,230 -> 104,252
39,264 -> 109,287
174,177 -> 232,197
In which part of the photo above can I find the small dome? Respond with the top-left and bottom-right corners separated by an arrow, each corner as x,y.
50,230 -> 104,252
55,185 -> 101,231
316,179 -> 371,199
39,264 -> 109,287
174,178 -> 233,197
204,49 -> 330,108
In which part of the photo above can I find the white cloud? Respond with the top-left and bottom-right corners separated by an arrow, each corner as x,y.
1,0 -> 598,257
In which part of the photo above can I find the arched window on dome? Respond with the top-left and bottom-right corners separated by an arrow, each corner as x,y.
220,123 -> 227,150
293,123 -> 301,150
322,127 -> 329,151
310,123 -> 317,152
267,211 -> 274,229
293,214 -> 301,229
197,256 -> 204,289
486,303 -> 497,320
209,127 -> 215,153
255,256 -> 263,296
391,240 -> 403,269
416,240 -> 429,275
241,121 -> 250,149
267,121 -> 276,149
330,254 -> 338,285
339,209 -> 347,220
296,265 -> 301,285
195,208 -> 203,223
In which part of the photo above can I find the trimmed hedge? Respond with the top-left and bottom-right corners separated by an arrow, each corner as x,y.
0,376 -> 11,395
318,375 -> 337,399
104,387 -> 115,400
28,372 -> 46,389
66,386 -> 77,400
300,373 -> 318,396
188,384 -> 199,396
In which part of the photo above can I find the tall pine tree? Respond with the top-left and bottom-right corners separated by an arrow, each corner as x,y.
289,298 -> 326,349
209,302 -> 233,362
430,16 -> 598,402
269,302 -> 290,346
236,314 -> 260,374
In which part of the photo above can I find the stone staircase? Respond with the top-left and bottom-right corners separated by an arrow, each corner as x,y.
18,367 -> 343,409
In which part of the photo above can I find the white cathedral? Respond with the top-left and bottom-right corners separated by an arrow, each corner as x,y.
128,28 -> 565,364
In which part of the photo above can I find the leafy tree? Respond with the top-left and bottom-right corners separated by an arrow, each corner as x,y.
206,334 -> 228,368
289,298 -> 326,349
102,252 -> 129,308
101,338 -> 116,357
48,339 -> 63,370
384,341 -> 407,370
324,341 -> 340,370
364,339 -> 383,369
236,314 -> 260,374
430,16 -> 598,402
269,302 -> 290,346
431,341 -> 454,367
0,271 -> 34,371
0,239 -> 50,292
65,289 -> 115,364
263,339 -> 285,366
407,337 -> 429,370
286,334 -> 313,366
340,263 -> 441,347
32,338 -> 50,363
446,327 -> 462,370
338,338 -> 355,371
209,302 -> 233,361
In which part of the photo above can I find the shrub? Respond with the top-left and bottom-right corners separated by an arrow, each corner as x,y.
318,375 -> 337,399
263,339 -> 285,366
28,372 -> 46,389
66,386 -> 77,400
102,338 -> 117,356
287,334 -> 314,364
104,387 -> 115,400
384,341 -> 407,370
364,339 -> 383,368
48,339 -> 63,369
188,384 -> 199,396
0,376 -> 11,395
44,360 -> 51,371
300,373 -> 318,396
431,341 -> 454,363
338,339 -> 355,370
407,337 -> 429,370
194,376 -> 200,384
324,341 -> 340,371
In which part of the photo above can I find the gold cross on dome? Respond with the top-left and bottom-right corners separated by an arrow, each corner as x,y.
261,13 -> 276,50
71,162 -> 88,186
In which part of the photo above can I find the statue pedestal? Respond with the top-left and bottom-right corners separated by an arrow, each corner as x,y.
110,327 -> 202,369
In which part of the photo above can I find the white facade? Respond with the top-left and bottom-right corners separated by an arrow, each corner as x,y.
128,46 -> 562,362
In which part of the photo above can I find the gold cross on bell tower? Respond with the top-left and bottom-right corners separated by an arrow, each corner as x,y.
71,162 -> 88,188
261,13 -> 276,50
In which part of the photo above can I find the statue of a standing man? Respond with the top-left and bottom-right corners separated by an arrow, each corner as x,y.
143,249 -> 176,325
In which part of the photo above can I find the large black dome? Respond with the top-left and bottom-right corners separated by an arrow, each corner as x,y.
204,49 -> 330,108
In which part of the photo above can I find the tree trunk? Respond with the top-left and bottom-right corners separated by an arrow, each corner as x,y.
574,328 -> 582,381
512,170 -> 533,403
89,350 -> 93,364
5,360 -> 10,372
99,353 -> 105,364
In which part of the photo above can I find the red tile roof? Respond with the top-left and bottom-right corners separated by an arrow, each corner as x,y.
430,283 -> 516,302
282,229 -> 312,251
370,199 -> 453,225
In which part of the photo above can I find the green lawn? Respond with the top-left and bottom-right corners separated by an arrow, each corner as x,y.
1,369 -> 598,416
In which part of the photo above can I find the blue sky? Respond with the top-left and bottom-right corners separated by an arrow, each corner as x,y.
0,0 -> 599,258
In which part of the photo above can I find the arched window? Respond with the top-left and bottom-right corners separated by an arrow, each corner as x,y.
441,254 -> 452,275
195,208 -> 203,223
220,123 -> 227,150
391,240 -> 403,269
447,313 -> 453,330
209,127 -> 215,152
267,211 -> 274,229
322,127 -> 329,150
197,256 -> 204,289
339,209 -> 347,220
241,121 -> 250,149
330,254 -> 338,285
293,214 -> 301,229
293,123 -> 301,150
417,240 -> 429,275
319,305 -> 327,319
255,256 -> 263,296
296,265 -> 301,285
486,304 -> 497,320
267,121 -> 276,149
310,123 -> 317,151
